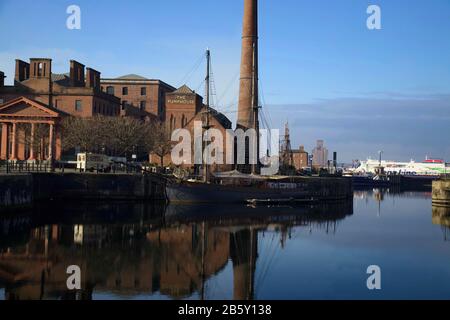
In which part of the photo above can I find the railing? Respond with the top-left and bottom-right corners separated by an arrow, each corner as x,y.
0,160 -> 168,179
0,160 -> 52,173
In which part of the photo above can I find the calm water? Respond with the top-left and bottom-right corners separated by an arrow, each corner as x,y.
0,189 -> 449,300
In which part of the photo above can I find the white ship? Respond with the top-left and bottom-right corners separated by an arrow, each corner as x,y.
354,158 -> 448,177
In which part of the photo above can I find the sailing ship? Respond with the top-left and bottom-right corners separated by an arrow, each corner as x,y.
166,0 -> 352,204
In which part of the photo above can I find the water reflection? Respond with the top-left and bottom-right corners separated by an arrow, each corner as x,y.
0,201 -> 352,300
432,206 -> 450,242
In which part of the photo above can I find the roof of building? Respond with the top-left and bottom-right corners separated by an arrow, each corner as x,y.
183,106 -> 232,130
209,107 -> 232,129
51,73 -> 71,86
0,96 -> 69,117
173,85 -> 195,95
292,148 -> 307,153
100,75 -> 176,90
115,74 -> 149,80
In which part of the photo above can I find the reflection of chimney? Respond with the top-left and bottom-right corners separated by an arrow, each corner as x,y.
230,229 -> 257,300
14,59 -> 30,83
237,0 -> 258,130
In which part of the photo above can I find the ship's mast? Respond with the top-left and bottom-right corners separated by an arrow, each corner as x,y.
203,49 -> 211,182
251,43 -> 260,175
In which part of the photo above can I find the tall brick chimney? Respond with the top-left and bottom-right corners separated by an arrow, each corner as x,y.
237,0 -> 258,130
70,60 -> 85,87
86,67 -> 100,90
14,59 -> 30,83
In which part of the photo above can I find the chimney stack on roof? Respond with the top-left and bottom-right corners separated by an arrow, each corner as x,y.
70,60 -> 85,87
86,67 -> 100,90
29,58 -> 52,79
14,59 -> 30,83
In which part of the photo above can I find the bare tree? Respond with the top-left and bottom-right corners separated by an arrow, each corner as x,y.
61,115 -> 156,158
102,116 -> 154,157
61,116 -> 103,153
151,122 -> 173,167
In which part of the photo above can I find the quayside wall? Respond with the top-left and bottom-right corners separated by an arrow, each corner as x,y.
432,179 -> 450,207
0,173 -> 166,212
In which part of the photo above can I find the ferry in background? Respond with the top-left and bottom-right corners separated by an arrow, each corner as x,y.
353,158 -> 448,177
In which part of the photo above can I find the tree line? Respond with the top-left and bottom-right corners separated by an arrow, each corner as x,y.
61,116 -> 172,165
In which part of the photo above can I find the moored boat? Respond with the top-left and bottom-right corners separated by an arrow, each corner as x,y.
166,171 -> 352,204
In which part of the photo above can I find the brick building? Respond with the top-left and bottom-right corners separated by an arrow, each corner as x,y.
0,58 -> 121,161
1,58 -> 233,168
292,145 -> 309,170
100,74 -> 175,120
151,85 -> 232,172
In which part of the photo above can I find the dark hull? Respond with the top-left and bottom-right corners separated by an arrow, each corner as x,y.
166,177 -> 353,204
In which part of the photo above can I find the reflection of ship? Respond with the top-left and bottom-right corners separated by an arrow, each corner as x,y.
350,174 -> 391,188
0,200 -> 353,300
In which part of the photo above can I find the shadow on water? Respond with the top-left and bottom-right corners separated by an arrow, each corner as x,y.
0,199 -> 353,300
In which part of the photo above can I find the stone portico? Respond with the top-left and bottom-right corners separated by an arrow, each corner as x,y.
0,96 -> 63,161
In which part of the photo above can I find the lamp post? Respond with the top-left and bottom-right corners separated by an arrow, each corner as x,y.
6,125 -> 10,174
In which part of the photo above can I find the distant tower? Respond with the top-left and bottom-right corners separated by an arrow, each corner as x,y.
280,122 -> 294,167
312,140 -> 329,169
236,0 -> 258,130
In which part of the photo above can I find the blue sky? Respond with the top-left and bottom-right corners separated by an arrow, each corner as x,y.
1,0 -> 449,161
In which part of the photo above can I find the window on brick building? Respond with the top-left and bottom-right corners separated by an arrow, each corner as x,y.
38,63 -> 43,77
106,86 -> 115,95
170,114 -> 174,132
141,87 -> 146,96
140,101 -> 146,111
75,100 -> 82,111
122,87 -> 128,95
122,101 -> 127,110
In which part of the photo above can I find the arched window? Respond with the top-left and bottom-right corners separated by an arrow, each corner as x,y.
37,63 -> 43,77
170,114 -> 174,132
